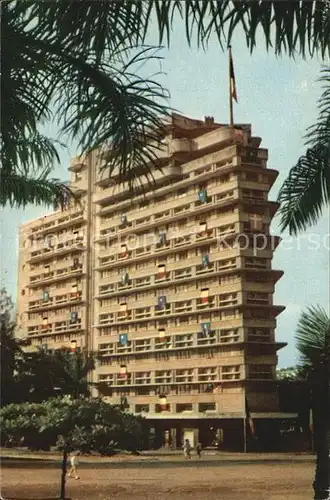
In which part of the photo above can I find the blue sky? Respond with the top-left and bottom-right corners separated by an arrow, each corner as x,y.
1,28 -> 329,368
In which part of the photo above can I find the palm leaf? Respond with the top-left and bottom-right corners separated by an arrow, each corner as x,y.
278,66 -> 330,234
306,67 -> 330,149
53,45 -> 170,188
0,169 -> 72,209
26,1 -> 330,58
295,305 -> 330,370
277,143 -> 330,235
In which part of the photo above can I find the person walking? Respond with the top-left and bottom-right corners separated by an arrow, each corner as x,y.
68,451 -> 80,479
196,442 -> 202,459
183,439 -> 191,459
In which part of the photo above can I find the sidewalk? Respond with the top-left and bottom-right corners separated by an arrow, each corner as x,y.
0,447 -> 315,464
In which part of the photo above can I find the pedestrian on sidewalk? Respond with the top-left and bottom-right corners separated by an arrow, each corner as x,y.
183,439 -> 191,459
68,451 -> 80,479
196,442 -> 202,459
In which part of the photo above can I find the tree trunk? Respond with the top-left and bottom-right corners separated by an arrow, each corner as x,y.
313,428 -> 330,499
60,450 -> 68,500
312,378 -> 330,499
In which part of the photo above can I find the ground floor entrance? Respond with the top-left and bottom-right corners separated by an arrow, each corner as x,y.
144,417 -> 301,452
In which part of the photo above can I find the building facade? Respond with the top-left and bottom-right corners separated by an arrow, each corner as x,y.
17,113 -> 291,450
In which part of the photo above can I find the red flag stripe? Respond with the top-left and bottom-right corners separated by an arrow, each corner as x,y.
230,53 -> 238,103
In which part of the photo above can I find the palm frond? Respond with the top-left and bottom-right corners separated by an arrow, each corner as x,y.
277,142 -> 330,235
1,3 -> 60,173
54,46 -> 171,188
22,1 -> 330,58
0,169 -> 73,210
295,305 -> 330,370
306,67 -> 330,148
278,66 -> 330,235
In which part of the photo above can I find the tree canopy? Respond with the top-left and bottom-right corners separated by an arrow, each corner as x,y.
0,396 -> 144,454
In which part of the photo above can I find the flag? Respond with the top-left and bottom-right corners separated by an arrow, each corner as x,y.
229,48 -> 238,103
309,408 -> 313,433
245,397 -> 255,436
158,265 -> 166,279
119,333 -> 128,346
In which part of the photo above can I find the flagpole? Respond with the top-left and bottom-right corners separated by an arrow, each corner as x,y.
228,45 -> 234,128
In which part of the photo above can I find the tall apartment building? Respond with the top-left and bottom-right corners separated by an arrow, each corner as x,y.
17,113 -> 293,451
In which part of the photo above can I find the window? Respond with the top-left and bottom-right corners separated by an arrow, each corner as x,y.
198,367 -> 217,382
174,334 -> 193,348
245,257 -> 269,269
176,403 -> 193,413
218,258 -> 236,270
221,365 -> 240,380
135,339 -> 151,352
247,328 -> 271,341
118,303 -> 128,317
174,300 -> 192,313
199,402 -> 216,412
249,364 -> 273,380
135,307 -> 152,319
175,369 -> 193,383
219,293 -> 238,306
155,370 -> 172,383
135,404 -> 149,413
219,329 -> 240,343
135,371 -> 151,384
246,292 -> 269,305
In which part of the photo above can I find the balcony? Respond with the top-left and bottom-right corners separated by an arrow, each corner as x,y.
29,238 -> 85,262
29,210 -> 84,238
27,320 -> 83,338
170,138 -> 192,153
69,156 -> 87,171
239,146 -> 268,167
95,165 -> 184,205
192,126 -> 235,152
28,264 -> 83,287
184,143 -> 237,175
28,291 -> 83,311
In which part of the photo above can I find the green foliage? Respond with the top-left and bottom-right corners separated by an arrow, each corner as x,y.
3,0 -> 330,208
17,1 -> 330,58
2,0 -> 171,208
295,305 -> 330,372
11,346 -> 96,404
294,305 -> 330,498
0,397 -> 145,455
276,366 -> 309,381
0,169 -> 73,210
0,292 -> 27,406
0,290 -> 97,405
278,68 -> 330,235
